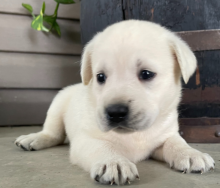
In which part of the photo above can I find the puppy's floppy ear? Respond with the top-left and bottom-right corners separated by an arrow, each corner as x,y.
80,42 -> 93,85
169,34 -> 197,84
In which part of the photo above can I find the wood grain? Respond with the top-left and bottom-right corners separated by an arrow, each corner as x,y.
177,29 -> 220,51
0,0 -> 80,20
179,124 -> 220,143
179,118 -> 220,143
0,53 -> 81,89
182,87 -> 220,104
180,118 -> 220,126
0,14 -> 82,55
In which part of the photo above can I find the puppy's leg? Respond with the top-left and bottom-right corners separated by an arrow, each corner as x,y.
15,87 -> 73,151
151,134 -> 215,173
70,136 -> 139,185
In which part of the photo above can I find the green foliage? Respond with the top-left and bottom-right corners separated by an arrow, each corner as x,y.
53,22 -> 61,36
22,0 -> 76,36
22,3 -> 35,18
31,2 -> 49,32
42,1 -> 46,14
54,0 -> 75,4
43,15 -> 60,35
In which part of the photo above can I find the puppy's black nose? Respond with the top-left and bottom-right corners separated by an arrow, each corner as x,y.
106,104 -> 128,123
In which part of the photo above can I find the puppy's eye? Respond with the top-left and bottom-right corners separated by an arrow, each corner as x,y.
139,70 -> 155,80
97,73 -> 106,84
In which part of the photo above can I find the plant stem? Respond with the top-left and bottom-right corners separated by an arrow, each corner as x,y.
50,3 -> 59,31
54,3 -> 60,16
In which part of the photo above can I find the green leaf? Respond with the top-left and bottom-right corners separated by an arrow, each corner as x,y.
43,15 -> 55,26
31,15 -> 47,31
42,2 -> 46,14
31,15 -> 42,31
22,3 -> 33,14
22,3 -> 35,18
31,3 -> 49,32
43,16 -> 61,36
54,22 -> 61,36
54,0 -> 75,4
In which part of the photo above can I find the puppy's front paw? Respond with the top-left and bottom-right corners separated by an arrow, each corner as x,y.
91,158 -> 139,185
15,132 -> 62,151
166,148 -> 215,174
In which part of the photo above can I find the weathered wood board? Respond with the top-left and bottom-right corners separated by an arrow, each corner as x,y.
0,90 -> 58,125
0,14 -> 82,55
0,53 -> 81,89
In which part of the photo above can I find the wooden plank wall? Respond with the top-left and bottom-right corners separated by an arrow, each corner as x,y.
0,0 -> 82,125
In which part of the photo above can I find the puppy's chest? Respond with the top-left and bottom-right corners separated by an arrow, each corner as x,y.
131,136 -> 155,152
113,133 -> 157,157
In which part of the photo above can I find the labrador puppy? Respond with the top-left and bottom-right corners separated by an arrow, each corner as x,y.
15,20 -> 215,185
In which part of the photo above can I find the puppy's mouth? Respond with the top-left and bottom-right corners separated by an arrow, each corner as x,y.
112,125 -> 136,133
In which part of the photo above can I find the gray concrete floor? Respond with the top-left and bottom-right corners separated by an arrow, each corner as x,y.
0,126 -> 220,188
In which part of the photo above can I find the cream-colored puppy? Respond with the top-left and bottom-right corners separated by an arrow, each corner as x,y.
15,20 -> 215,185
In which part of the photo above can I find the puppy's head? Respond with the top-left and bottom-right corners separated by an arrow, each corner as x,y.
81,20 -> 197,132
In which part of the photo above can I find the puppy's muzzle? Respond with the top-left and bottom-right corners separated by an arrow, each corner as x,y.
106,104 -> 128,124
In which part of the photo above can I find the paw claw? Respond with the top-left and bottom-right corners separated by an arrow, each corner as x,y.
95,175 -> 99,182
209,167 -> 214,172
15,142 -> 20,147
201,168 -> 204,174
110,179 -> 114,185
127,178 -> 131,184
170,162 -> 174,169
136,175 -> 140,180
182,168 -> 187,174
20,144 -> 28,151
29,146 -> 36,151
